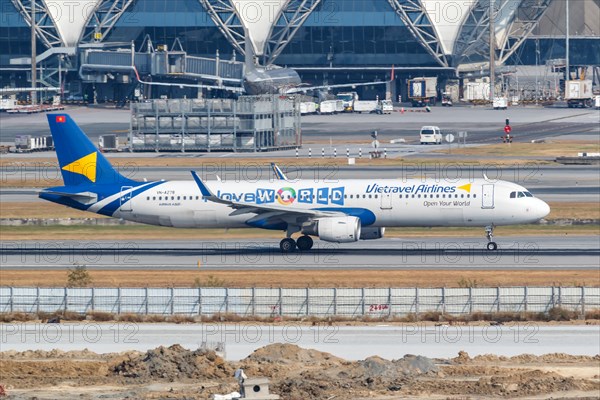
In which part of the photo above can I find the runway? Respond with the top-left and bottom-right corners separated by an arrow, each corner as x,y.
1,237 -> 598,270
1,323 -> 598,360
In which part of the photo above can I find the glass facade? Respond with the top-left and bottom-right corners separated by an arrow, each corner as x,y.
0,0 -> 598,68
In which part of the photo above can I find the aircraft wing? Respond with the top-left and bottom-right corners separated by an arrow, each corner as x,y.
285,80 -> 389,94
191,171 -> 342,219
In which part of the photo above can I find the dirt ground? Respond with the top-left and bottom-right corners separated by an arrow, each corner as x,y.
2,270 -> 599,288
1,344 -> 599,399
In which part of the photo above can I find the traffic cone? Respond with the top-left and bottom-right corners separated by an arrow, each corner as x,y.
401,107 -> 405,114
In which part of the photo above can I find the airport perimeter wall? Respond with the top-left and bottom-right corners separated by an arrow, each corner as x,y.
1,287 -> 598,318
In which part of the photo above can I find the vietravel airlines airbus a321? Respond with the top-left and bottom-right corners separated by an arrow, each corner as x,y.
40,114 -> 550,253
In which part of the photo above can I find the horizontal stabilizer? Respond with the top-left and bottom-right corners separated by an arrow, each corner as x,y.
41,189 -> 98,205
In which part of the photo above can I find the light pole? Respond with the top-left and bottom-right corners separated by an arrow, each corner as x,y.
30,0 -> 36,106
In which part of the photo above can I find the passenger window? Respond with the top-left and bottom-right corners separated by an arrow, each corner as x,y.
146,196 -> 149,201
153,196 -> 156,201
399,194 -> 403,199
375,194 -> 378,199
510,192 -> 516,199
368,195 -> 372,199
196,196 -> 199,200
417,194 -> 421,198
159,197 -> 162,200
177,196 -> 180,200
473,194 -> 476,198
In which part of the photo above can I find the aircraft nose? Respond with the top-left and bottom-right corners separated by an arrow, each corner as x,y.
536,199 -> 551,219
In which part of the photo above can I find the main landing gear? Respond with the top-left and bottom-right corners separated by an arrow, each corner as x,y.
485,225 -> 498,251
279,235 -> 313,252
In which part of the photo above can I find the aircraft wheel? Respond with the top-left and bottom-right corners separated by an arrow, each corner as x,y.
486,242 -> 498,251
280,238 -> 297,253
296,235 -> 314,251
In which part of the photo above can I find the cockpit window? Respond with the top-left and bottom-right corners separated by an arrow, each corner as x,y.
510,192 -> 516,198
517,192 -> 525,198
524,192 -> 533,197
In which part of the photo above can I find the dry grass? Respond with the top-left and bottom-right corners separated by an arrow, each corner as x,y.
1,224 -> 597,241
434,141 -> 600,157
1,270 -> 598,288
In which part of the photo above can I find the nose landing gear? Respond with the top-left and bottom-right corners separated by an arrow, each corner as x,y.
485,225 -> 498,251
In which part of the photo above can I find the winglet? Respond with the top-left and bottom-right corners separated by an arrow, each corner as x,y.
271,163 -> 288,181
191,171 -> 214,198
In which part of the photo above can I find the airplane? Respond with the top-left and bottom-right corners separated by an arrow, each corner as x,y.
40,114 -> 551,253
241,28 -> 387,96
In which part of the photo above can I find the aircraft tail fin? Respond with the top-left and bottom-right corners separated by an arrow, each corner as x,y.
47,114 -> 132,186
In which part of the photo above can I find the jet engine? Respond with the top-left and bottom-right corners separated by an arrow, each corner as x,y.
316,216 -> 361,243
359,227 -> 385,240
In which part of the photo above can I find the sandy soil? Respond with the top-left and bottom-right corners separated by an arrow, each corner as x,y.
1,345 -> 598,399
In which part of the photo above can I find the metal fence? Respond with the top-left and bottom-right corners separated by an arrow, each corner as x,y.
1,287 -> 598,318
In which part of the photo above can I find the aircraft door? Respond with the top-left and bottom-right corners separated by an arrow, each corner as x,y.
119,186 -> 133,212
481,184 -> 495,209
380,192 -> 393,210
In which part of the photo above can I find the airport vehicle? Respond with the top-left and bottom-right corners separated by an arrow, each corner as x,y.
493,97 -> 508,110
419,126 -> 443,144
299,102 -> 317,115
318,100 -> 340,114
376,100 -> 394,114
40,114 -> 550,252
0,97 -> 17,111
408,77 -> 437,107
565,80 -> 594,108
441,93 -> 453,107
595,95 -> 600,110
13,135 -> 54,152
353,100 -> 378,114
337,92 -> 359,112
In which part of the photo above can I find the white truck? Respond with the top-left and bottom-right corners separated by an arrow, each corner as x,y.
319,100 -> 340,114
353,100 -> 378,113
493,97 -> 508,110
376,99 -> 394,114
0,97 -> 17,111
336,92 -> 359,112
565,80 -> 594,108
419,126 -> 442,145
300,101 -> 317,115
408,77 -> 437,107
13,135 -> 54,152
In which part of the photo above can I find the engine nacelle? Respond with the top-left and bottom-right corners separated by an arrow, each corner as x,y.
360,227 -> 385,240
317,216 -> 361,243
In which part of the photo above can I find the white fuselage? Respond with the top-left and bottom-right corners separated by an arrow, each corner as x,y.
108,179 -> 550,230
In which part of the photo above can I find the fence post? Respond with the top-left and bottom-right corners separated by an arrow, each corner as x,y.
198,288 -> 202,317
251,287 -> 256,316
557,286 -> 562,307
497,287 -> 501,313
305,287 -> 309,316
415,287 -> 419,318
225,288 -> 229,314
361,287 -> 365,316
36,287 -> 40,315
9,287 -> 14,313
64,287 -> 68,313
388,288 -> 392,317
278,288 -> 282,317
551,287 -> 556,309
91,287 -> 95,312
469,287 -> 473,314
581,287 -> 585,317
170,287 -> 175,315
145,287 -> 149,315
441,287 -> 446,315
117,287 -> 121,315
333,288 -> 337,316
524,286 -> 528,312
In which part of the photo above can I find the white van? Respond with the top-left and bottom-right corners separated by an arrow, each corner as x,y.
420,126 -> 442,144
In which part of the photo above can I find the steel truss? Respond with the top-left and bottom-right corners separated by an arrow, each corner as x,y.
11,0 -> 62,48
199,0 -> 321,65
387,0 -> 450,67
454,0 -> 552,67
11,0 -> 133,48
80,0 -> 135,44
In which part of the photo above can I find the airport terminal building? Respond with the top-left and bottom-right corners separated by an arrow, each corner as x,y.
1,0 -> 599,102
